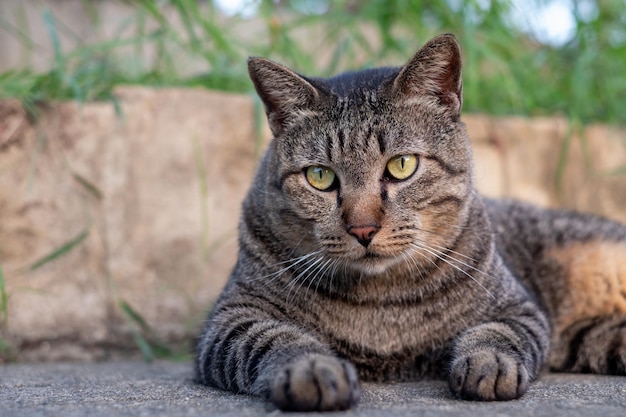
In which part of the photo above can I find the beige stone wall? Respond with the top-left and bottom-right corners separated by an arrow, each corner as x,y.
0,88 -> 263,360
0,88 -> 625,361
468,115 -> 626,220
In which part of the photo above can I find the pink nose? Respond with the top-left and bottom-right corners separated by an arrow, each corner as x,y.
347,225 -> 380,248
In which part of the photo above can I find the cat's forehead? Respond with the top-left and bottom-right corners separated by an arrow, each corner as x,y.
324,93 -> 439,143
281,108 -> 429,171
312,67 -> 399,102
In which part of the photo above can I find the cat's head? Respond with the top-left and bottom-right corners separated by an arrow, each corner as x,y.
248,34 -> 474,277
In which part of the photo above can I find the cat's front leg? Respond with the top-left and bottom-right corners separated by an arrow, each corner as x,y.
448,301 -> 550,401
196,310 -> 360,411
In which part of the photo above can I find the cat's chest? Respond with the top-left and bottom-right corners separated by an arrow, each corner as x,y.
308,296 -> 471,354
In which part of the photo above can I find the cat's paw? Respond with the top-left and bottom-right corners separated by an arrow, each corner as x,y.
270,354 -> 361,411
449,350 -> 529,401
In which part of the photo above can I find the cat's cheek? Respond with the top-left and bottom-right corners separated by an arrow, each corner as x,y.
282,178 -> 336,219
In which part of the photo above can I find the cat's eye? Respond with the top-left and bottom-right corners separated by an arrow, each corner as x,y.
306,166 -> 337,191
385,154 -> 418,180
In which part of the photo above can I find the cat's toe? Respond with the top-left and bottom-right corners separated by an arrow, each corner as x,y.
449,350 -> 529,401
270,354 -> 361,411
558,315 -> 626,374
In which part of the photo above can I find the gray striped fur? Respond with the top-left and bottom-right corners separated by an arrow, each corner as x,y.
195,34 -> 626,411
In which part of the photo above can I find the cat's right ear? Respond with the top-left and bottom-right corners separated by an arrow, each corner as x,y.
393,34 -> 463,119
248,57 -> 320,136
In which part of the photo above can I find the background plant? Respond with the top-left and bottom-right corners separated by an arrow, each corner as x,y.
0,0 -> 624,125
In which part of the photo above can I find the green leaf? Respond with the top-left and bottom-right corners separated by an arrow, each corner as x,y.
73,173 -> 103,200
0,335 -> 15,360
0,263 -> 8,327
30,230 -> 89,271
118,299 -> 151,334
605,165 -> 626,176
118,298 -> 179,361
129,327 -> 154,363
42,10 -> 64,74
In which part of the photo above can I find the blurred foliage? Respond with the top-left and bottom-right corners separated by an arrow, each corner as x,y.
0,0 -> 624,124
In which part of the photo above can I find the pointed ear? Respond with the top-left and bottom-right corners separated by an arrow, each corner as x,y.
248,57 -> 320,136
393,34 -> 463,118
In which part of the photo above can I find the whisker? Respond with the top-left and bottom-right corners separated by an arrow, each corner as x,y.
401,249 -> 429,278
262,252 -> 323,299
253,234 -> 314,280
266,249 -> 321,270
253,250 -> 324,283
327,258 -> 341,294
407,245 -> 441,276
410,242 -> 496,299
428,242 -> 480,263
310,258 -> 335,298
413,238 -> 497,283
285,255 -> 326,303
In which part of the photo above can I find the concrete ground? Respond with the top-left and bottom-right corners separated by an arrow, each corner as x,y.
1,360 -> 626,417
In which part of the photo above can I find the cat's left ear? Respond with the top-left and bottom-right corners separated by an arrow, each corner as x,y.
248,57 -> 321,136
393,34 -> 463,118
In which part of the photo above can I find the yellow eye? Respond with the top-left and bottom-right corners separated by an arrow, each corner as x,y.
306,166 -> 337,190
386,155 -> 418,180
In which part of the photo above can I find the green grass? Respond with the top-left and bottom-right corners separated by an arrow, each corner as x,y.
0,0 -> 625,125
119,298 -> 191,362
29,230 -> 89,271
0,263 -> 8,329
0,262 -> 16,363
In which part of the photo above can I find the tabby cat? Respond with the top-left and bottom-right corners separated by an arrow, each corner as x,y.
195,34 -> 626,411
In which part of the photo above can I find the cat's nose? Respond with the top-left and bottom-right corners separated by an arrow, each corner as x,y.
347,225 -> 380,248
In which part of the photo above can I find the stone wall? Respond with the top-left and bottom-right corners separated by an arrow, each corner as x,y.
0,87 -> 625,361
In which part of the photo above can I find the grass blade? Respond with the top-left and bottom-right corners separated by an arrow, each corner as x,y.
118,298 -> 176,361
605,165 -> 626,176
192,136 -> 209,258
0,15 -> 36,50
42,10 -> 64,73
119,298 -> 154,362
0,335 -> 15,362
30,230 -> 89,271
118,298 -> 150,333
73,173 -> 103,200
129,327 -> 154,363
0,263 -> 8,328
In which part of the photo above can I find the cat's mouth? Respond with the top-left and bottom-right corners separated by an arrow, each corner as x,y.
348,249 -> 401,275
363,251 -> 381,259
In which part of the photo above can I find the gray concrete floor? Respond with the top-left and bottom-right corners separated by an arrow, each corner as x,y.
1,360 -> 626,417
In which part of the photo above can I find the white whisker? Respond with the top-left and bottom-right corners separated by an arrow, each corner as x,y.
410,242 -> 496,299
253,250 -> 324,285
309,258 -> 335,298
285,255 -> 326,303
413,238 -> 497,283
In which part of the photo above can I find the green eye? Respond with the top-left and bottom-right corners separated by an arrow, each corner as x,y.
386,155 -> 418,180
306,166 -> 336,191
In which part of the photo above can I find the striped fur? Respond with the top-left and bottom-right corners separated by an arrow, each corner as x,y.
195,34 -> 626,411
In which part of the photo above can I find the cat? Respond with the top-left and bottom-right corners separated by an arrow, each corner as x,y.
195,33 -> 626,411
